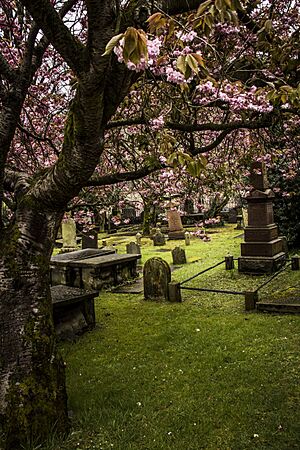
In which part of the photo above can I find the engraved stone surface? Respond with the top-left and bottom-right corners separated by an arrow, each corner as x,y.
62,218 -> 77,248
153,229 -> 166,246
167,210 -> 184,232
126,241 -> 141,255
143,257 -> 171,301
172,247 -> 187,265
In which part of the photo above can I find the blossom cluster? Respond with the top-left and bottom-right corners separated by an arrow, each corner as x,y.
114,37 -> 162,72
195,81 -> 273,113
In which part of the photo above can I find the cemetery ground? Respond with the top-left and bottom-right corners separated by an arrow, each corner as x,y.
14,226 -> 300,449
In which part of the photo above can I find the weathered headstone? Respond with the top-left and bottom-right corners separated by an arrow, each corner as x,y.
238,161 -> 286,273
143,257 -> 171,301
153,228 -> 166,246
167,209 -> 185,239
136,232 -> 142,245
82,229 -> 98,249
235,215 -> 243,230
172,247 -> 187,265
184,198 -> 194,214
126,241 -> 141,256
227,207 -> 238,223
291,255 -> 300,271
184,231 -> 191,246
62,218 -> 77,250
168,282 -> 182,302
242,207 -> 248,227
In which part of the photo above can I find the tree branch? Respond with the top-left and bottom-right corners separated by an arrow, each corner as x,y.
3,170 -> 30,196
191,130 -> 231,156
165,117 -> 273,132
19,0 -> 86,75
0,52 -> 17,83
85,163 -> 163,187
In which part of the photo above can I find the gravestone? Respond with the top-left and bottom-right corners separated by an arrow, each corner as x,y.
153,228 -> 166,246
235,215 -> 243,230
238,161 -> 286,273
167,209 -> 185,239
122,206 -> 136,221
62,218 -> 77,250
136,232 -> 142,245
242,207 -> 248,227
172,247 -> 187,265
143,257 -> 171,301
185,231 -> 191,246
227,208 -> 238,223
126,241 -> 141,256
82,229 -> 98,249
184,198 -> 194,214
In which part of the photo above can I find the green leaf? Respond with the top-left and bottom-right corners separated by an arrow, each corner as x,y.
186,54 -> 199,74
197,0 -> 212,16
176,55 -> 186,75
102,33 -> 124,56
123,28 -> 138,63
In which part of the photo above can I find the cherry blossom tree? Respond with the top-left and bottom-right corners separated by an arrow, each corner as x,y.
0,1 -> 299,448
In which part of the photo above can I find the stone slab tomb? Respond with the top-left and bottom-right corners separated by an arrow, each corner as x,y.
51,285 -> 98,340
238,161 -> 286,273
50,248 -> 140,290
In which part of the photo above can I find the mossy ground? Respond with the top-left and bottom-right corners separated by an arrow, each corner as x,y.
12,225 -> 300,449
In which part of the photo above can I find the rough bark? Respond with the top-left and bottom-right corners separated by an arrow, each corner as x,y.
0,198 -> 67,450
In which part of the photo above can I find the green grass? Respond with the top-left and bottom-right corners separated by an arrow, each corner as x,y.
23,226 -> 300,448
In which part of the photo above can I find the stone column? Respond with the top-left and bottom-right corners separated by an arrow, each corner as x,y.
238,161 -> 286,273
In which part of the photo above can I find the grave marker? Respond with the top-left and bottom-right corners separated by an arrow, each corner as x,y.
143,257 -> 171,301
172,247 -> 187,265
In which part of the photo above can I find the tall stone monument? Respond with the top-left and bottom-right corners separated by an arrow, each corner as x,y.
167,209 -> 185,240
61,217 -> 77,252
238,161 -> 286,273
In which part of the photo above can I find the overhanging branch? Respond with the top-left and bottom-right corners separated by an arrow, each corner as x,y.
85,163 -> 163,187
19,0 -> 86,75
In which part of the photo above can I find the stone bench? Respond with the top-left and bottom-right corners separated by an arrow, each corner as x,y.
51,285 -> 98,340
50,249 -> 140,290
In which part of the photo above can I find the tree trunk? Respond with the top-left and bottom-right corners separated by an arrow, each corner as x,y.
0,202 -> 69,450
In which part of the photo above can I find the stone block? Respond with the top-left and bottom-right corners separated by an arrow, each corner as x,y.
143,257 -> 171,301
247,202 -> 274,227
244,225 -> 278,242
126,241 -> 141,256
238,252 -> 286,274
241,238 -> 283,257
172,247 -> 187,265
168,282 -> 182,302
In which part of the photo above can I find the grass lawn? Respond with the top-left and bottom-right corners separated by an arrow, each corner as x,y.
33,226 -> 300,448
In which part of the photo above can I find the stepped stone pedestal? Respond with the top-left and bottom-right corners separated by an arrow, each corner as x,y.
167,209 -> 185,240
238,161 -> 286,274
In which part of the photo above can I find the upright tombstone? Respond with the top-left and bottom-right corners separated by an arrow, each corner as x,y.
143,257 -> 171,301
172,247 -> 187,265
167,209 -> 185,240
185,231 -> 191,246
82,229 -> 98,249
153,228 -> 166,246
62,218 -> 77,251
238,161 -> 286,273
136,232 -> 142,245
126,241 -> 141,256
